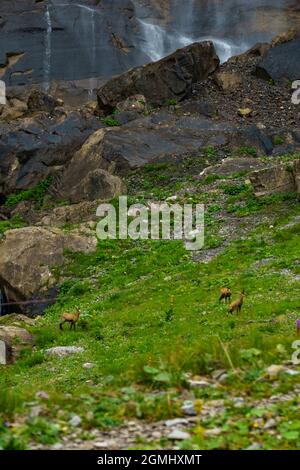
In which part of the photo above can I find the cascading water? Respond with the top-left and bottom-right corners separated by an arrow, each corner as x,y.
89,8 -> 96,97
3,0 -> 296,88
74,4 -> 97,96
58,3 -> 100,95
135,0 -> 251,64
137,20 -> 167,62
43,5 -> 52,92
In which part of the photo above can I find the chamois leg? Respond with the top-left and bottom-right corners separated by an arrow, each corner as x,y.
60,320 -> 65,331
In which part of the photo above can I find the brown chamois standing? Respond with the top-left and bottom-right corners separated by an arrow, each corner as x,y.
59,308 -> 81,331
229,291 -> 245,314
219,287 -> 232,303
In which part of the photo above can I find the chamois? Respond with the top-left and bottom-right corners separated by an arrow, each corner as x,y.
219,287 -> 232,303
59,308 -> 81,331
229,291 -> 245,314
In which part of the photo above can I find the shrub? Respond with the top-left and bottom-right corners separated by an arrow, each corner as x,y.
102,117 -> 120,127
4,177 -> 53,208
0,215 -> 25,235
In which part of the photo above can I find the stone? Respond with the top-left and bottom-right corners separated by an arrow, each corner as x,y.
181,401 -> 197,417
77,114 -> 273,174
97,41 -> 219,112
0,326 -> 34,364
69,415 -> 82,427
27,90 -> 61,114
0,110 -> 100,196
0,98 -> 28,121
199,158 -> 264,179
51,443 -> 64,450
56,129 -> 126,203
45,346 -> 84,358
94,440 -> 118,449
266,364 -> 285,378
238,107 -> 252,117
168,429 -> 190,441
0,226 -> 97,313
241,42 -> 270,58
232,397 -> 245,408
249,165 -> 296,197
0,314 -> 35,326
245,443 -> 263,451
29,406 -> 43,418
116,95 -> 147,113
214,72 -> 242,92
38,201 -> 100,227
264,419 -> 277,430
204,428 -> 222,437
256,32 -> 300,82
0,339 -> 6,365
36,391 -> 49,400
211,369 -> 228,381
165,418 -> 189,427
178,100 -> 217,118
293,159 -> 300,196
188,379 -> 213,389
83,362 -> 95,369
65,169 -> 124,204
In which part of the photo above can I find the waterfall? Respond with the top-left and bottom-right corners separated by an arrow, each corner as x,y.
43,5 -> 52,92
89,8 -> 96,97
137,19 -> 167,62
135,0 -> 252,64
53,3 -> 99,96
77,4 -> 97,97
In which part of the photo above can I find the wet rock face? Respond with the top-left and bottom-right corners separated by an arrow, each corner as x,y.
0,0 -> 146,87
1,1 -> 299,89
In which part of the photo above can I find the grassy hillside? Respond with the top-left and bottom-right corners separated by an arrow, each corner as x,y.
1,152 -> 300,450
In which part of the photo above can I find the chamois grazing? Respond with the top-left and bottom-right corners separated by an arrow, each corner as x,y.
229,290 -> 245,314
59,308 -> 81,331
219,287 -> 232,303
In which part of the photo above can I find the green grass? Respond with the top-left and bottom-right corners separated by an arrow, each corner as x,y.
4,177 -> 53,208
1,154 -> 300,449
0,214 -> 25,235
102,117 -> 120,127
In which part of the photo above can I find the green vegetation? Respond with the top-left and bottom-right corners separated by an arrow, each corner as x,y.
1,152 -> 300,450
273,136 -> 285,146
102,117 -> 120,127
165,98 -> 178,106
234,147 -> 257,157
0,214 -> 25,235
4,177 -> 53,208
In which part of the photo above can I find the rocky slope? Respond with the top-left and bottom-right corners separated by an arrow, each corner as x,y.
1,30 -> 300,313
0,27 -> 300,451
